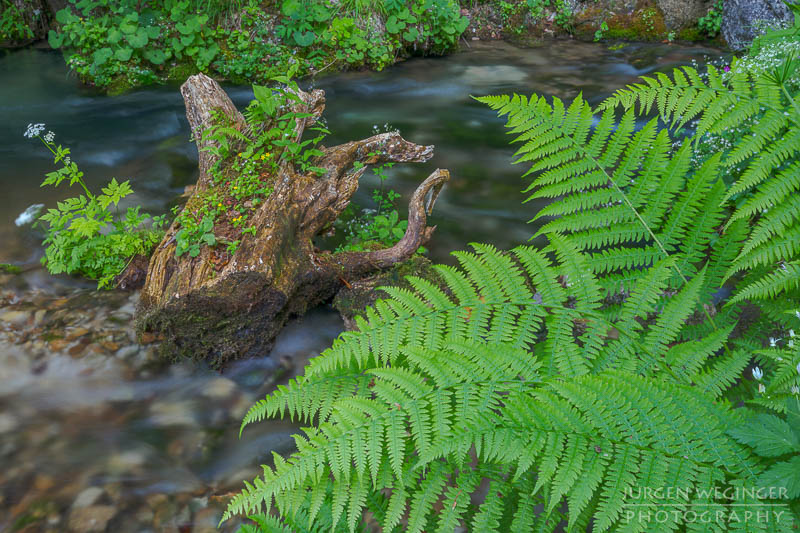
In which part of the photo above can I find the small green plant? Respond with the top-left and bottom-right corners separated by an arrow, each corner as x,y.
25,124 -> 164,287
698,0 -> 723,38
526,0 -> 547,20
594,20 -> 608,41
173,72 -> 329,258
640,7 -> 657,34
0,0 -> 34,42
335,158 -> 410,253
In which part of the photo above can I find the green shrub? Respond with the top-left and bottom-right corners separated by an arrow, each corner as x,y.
698,0 -> 723,38
0,0 -> 34,42
25,124 -> 164,288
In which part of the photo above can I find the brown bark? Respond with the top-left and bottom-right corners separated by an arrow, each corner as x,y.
135,74 -> 449,368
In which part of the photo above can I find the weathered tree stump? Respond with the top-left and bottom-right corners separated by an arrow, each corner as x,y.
135,74 -> 449,367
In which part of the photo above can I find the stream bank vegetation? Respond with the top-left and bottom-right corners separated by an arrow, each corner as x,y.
13,0 -> 727,93
219,15 -> 800,532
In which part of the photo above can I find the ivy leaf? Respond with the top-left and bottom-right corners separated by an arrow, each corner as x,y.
729,414 -> 800,457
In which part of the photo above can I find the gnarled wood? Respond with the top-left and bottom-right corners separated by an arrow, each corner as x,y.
136,74 -> 449,367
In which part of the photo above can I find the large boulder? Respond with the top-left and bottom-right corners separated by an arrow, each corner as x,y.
722,0 -> 794,50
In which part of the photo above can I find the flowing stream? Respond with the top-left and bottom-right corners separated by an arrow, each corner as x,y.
0,40 -> 722,531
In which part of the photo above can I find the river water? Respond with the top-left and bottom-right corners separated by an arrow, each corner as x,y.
0,40 -> 722,531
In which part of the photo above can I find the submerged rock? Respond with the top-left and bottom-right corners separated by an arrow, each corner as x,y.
67,504 -> 117,533
722,0 -> 793,49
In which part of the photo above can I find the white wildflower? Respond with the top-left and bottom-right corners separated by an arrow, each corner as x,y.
792,385 -> 799,395
790,329 -> 795,338
758,383 -> 766,393
43,131 -> 55,143
770,337 -> 777,347
797,361 -> 800,376
753,367 -> 764,381
23,123 -> 46,138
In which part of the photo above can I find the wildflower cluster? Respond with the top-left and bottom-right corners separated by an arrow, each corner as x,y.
25,126 -> 165,288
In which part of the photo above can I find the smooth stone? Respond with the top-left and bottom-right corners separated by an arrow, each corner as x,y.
33,309 -> 47,325
192,508 -> 221,533
0,412 -> 19,434
149,400 -> 198,427
72,486 -> 105,509
0,310 -> 31,326
65,327 -> 90,341
68,505 -> 117,532
107,450 -> 147,473
115,344 -> 140,359
201,377 -> 238,399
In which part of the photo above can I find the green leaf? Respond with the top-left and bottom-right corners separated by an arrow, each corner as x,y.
729,414 -> 800,457
386,15 -> 406,33
126,28 -> 149,48
197,43 -> 219,64
403,27 -> 419,42
92,47 -> 113,66
48,30 -> 64,48
114,47 -> 133,62
55,9 -> 74,24
293,30 -> 316,47
757,456 -> 800,498
107,28 -> 122,44
144,49 -> 168,65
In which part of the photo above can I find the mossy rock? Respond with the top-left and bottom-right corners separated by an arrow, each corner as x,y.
605,5 -> 668,41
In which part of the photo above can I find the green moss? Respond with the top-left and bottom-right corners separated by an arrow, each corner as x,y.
677,26 -> 703,42
105,76 -> 138,96
166,62 -> 200,83
604,6 -> 667,42
0,263 -> 22,274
